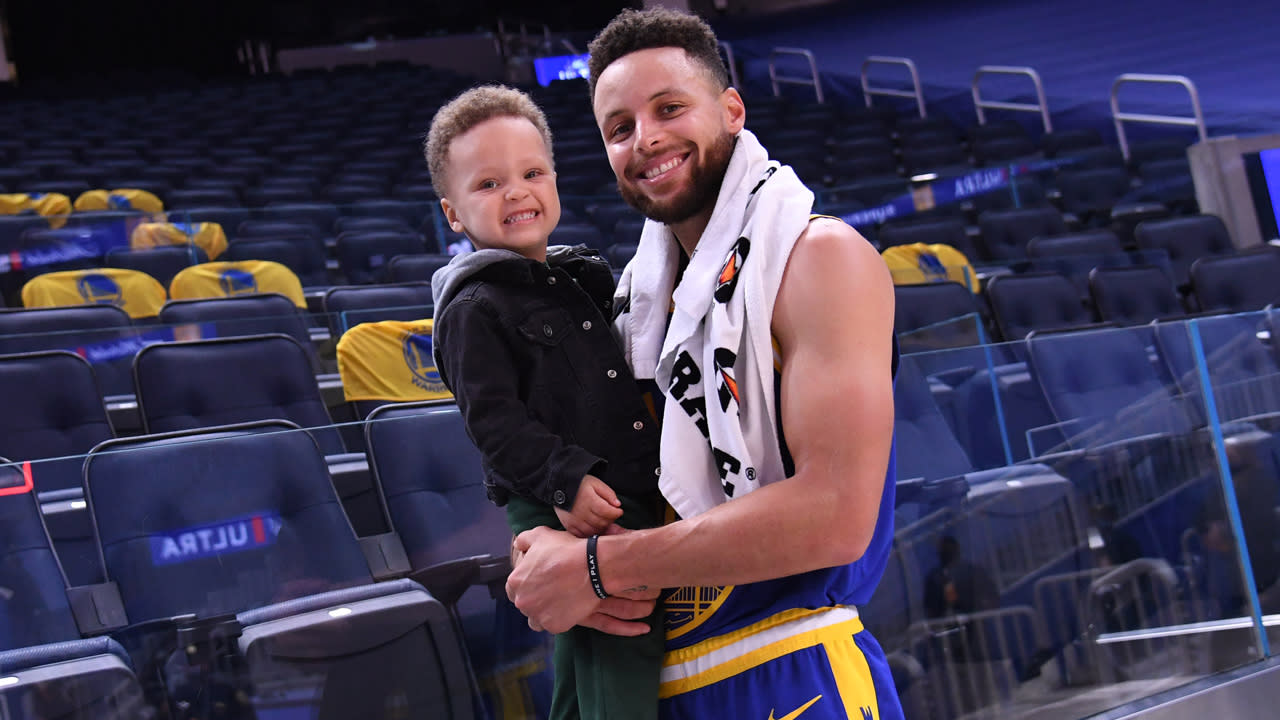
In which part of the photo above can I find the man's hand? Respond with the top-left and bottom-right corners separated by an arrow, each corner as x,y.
507,525 -> 656,635
555,474 -> 624,538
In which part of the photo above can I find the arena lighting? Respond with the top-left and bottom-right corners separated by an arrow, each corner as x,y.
910,172 -> 938,183
0,677 -> 19,688
70,500 -> 86,510
328,607 -> 353,618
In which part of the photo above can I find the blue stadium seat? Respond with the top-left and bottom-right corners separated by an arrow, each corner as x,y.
167,188 -> 241,208
322,282 -> 433,335
365,403 -> 552,716
986,273 -> 1093,342
387,253 -> 452,284
104,244 -> 208,289
1027,229 -> 1123,258
894,281 -> 986,352
158,293 -> 313,351
878,217 -> 978,259
550,223 -> 605,250
1191,249 -> 1280,313
0,304 -> 136,396
977,207 -> 1067,262
83,421 -> 477,718
0,461 -> 145,718
1089,265 -> 1185,325
224,234 -> 329,287
336,231 -> 426,285
133,334 -> 345,455
257,202 -> 342,234
1134,214 -> 1235,291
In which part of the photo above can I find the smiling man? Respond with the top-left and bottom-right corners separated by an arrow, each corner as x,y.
504,8 -> 902,719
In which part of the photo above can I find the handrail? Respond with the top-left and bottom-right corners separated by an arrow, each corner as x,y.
769,47 -> 824,103
718,41 -> 741,90
972,65 -> 1052,133
1110,73 -> 1207,161
861,56 -> 925,117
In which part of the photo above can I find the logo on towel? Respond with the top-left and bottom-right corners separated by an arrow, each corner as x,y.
402,331 -> 448,394
149,513 -> 282,566
76,274 -> 124,307
219,268 -> 259,296
714,237 -> 750,304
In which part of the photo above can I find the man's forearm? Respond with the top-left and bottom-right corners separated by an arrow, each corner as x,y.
597,464 -> 884,595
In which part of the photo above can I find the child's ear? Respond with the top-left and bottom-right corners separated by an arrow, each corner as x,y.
440,197 -> 466,234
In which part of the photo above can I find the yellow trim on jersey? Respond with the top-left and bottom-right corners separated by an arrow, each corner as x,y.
659,611 -> 869,704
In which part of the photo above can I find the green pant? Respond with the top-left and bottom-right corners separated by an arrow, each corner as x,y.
506,492 -> 664,720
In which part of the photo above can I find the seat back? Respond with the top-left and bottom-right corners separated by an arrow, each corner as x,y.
0,304 -> 135,395
84,422 -> 370,621
1090,265 -> 1183,325
323,283 -> 433,335
158,293 -> 312,351
1056,168 -> 1131,217
893,281 -> 983,342
0,352 -> 113,493
986,273 -> 1090,342
169,260 -> 306,307
335,231 -> 426,285
893,356 -> 974,482
1191,249 -> 1280,313
387,253 -> 452,283
1027,230 -> 1122,258
130,221 -> 227,261
134,334 -> 344,455
977,208 -> 1066,261
21,268 -> 167,319
224,235 -> 328,287
0,459 -> 82,648
105,244 -> 209,289
1133,214 -> 1234,289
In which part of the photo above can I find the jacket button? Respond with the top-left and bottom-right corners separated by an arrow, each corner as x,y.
553,490 -> 566,505
633,420 -> 644,430
654,467 -> 662,477
582,320 -> 592,331
543,324 -> 553,337
606,369 -> 618,379
547,276 -> 557,285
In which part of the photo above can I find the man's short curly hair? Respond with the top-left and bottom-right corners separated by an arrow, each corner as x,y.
587,8 -> 729,100
424,85 -> 554,198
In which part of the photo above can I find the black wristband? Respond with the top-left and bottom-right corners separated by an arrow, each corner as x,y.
586,534 -> 609,599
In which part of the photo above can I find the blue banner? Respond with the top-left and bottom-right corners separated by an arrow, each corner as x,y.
838,157 -> 1078,229
0,222 -> 132,275
67,324 -> 218,366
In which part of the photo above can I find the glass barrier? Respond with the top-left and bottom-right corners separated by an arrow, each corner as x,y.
1,411 -> 552,720
893,318 -> 1270,718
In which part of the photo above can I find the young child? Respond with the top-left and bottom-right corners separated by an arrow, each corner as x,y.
427,85 -> 663,720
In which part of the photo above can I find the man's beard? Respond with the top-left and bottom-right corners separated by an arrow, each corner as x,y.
617,132 -> 736,225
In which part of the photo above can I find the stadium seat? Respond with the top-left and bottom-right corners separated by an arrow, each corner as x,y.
878,217 -> 978,260
976,207 -> 1067,262
364,402 -> 552,716
224,234 -> 329,287
550,223 -> 605,250
986,272 -> 1093,342
0,461 -> 145,718
21,268 -> 167,320
258,202 -> 342,234
387,253 -> 452,284
893,356 -> 976,482
894,281 -> 986,351
337,320 -> 451,419
1089,265 -> 1185,325
1134,214 -> 1235,291
0,304 -> 136,396
169,260 -> 306,307
336,231 -> 427,285
1027,229 -> 1123,258
1191,249 -> 1280,313
323,282 -> 433,336
83,421 -> 477,718
133,334 -> 345,455
158,293 -> 313,351
104,244 -> 208,289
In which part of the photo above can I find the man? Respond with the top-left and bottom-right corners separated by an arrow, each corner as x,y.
505,8 -> 900,719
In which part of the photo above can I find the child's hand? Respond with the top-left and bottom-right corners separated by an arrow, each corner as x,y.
554,474 -> 623,538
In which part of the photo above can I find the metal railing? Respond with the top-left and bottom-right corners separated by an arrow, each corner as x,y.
1111,73 -> 1207,160
972,65 -> 1053,133
719,41 -> 741,90
769,47 -> 823,103
861,56 -> 925,117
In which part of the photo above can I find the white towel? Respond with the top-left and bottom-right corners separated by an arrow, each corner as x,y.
613,129 -> 814,519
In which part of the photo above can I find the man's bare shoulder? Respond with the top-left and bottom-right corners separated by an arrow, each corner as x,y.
788,216 -> 891,293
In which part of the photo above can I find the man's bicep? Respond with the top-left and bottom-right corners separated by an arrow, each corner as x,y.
774,223 -> 895,551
